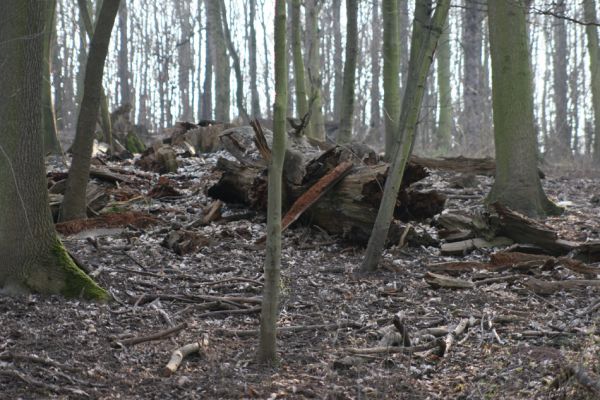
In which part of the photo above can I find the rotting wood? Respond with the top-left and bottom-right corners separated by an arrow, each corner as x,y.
256,161 -> 354,244
439,317 -> 476,357
524,277 -> 600,295
410,155 -> 545,178
440,236 -> 513,255
113,322 -> 188,347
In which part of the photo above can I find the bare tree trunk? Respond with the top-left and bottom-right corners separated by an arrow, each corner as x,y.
552,1 -> 571,160
175,0 -> 193,121
220,0 -> 249,122
206,0 -> 230,122
118,0 -> 131,107
43,0 -> 62,155
332,0 -> 343,121
584,0 -> 600,165
249,0 -> 261,117
336,0 -> 358,143
259,0 -> 287,365
383,0 -> 401,159
370,1 -> 382,140
290,0 -> 309,126
436,20 -> 452,152
306,0 -> 325,140
201,0 -> 213,120
60,0 -> 121,221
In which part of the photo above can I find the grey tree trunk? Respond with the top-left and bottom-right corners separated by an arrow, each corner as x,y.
290,0 -> 309,127
584,0 -> 600,165
552,1 -> 571,160
336,0 -> 358,143
370,1 -> 382,141
259,0 -> 287,365
220,0 -> 249,122
206,0 -> 230,122
43,0 -> 62,155
201,0 -> 213,120
486,0 -> 562,218
118,0 -> 131,107
175,0 -> 193,121
460,0 -> 484,153
249,0 -> 261,117
60,0 -> 121,222
332,0 -> 343,121
436,20 -> 452,152
361,0 -> 450,273
383,0 -> 401,159
306,0 -> 325,140
0,0 -> 107,300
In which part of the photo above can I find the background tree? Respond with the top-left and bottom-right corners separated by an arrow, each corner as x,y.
486,0 -> 562,218
336,0 -> 358,143
306,0 -> 325,140
290,0 -> 309,128
382,0 -> 401,159
361,0 -> 451,273
0,0 -> 107,299
59,0 -> 121,222
258,0 -> 287,365
206,0 -> 230,122
584,0 -> 600,165
436,19 -> 452,152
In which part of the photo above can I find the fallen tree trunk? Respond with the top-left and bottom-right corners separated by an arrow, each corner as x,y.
209,142 -> 445,245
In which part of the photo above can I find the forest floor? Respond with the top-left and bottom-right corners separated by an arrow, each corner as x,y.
0,149 -> 599,399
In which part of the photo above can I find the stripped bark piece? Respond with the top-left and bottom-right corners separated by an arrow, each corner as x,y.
525,278 -> 600,295
440,237 -> 513,255
256,161 -> 353,244
426,261 -> 492,273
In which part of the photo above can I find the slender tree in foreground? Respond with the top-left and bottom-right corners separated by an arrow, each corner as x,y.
0,0 -> 107,299
336,0 -> 358,143
360,0 -> 450,273
258,0 -> 287,364
59,0 -> 121,222
486,0 -> 561,218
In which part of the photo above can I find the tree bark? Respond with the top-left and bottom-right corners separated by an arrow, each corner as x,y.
486,0 -> 561,218
249,0 -> 261,117
42,0 -> 62,155
383,0 -> 401,159
117,0 -> 131,108
60,0 -> 121,222
552,1 -> 571,160
370,1 -> 382,139
201,0 -> 213,120
0,0 -> 107,299
175,0 -> 193,121
332,0 -> 343,121
436,20 -> 452,152
336,0 -> 358,143
205,0 -> 230,122
584,0 -> 600,165
305,0 -> 326,140
290,0 -> 309,127
258,0 -> 287,365
361,0 -> 450,273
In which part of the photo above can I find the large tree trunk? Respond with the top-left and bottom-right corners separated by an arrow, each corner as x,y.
332,0 -> 343,121
201,0 -> 213,121
486,0 -> 561,218
0,0 -> 107,299
60,0 -> 121,221
584,0 -> 600,165
117,0 -> 131,108
175,0 -> 193,121
336,0 -> 358,143
258,0 -> 287,365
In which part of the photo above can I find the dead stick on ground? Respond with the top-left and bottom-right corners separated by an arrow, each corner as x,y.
0,368 -> 89,397
256,161 -> 354,244
162,335 -> 208,377
115,322 -> 188,347
219,321 -> 361,337
440,317 -> 476,356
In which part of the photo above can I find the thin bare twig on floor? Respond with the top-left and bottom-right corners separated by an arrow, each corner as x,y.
114,322 -> 188,347
0,368 -> 90,398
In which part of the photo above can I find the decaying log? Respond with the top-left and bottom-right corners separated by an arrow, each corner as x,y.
439,317 -> 476,356
209,140 -> 446,245
524,277 -> 600,295
410,155 -> 545,178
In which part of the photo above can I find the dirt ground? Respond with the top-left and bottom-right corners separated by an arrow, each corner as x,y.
0,152 -> 598,399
